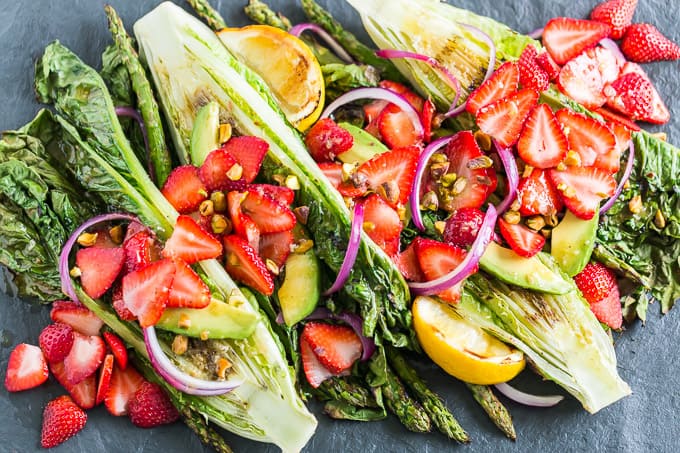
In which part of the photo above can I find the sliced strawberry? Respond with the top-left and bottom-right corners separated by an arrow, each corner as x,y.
167,259 -> 211,309
362,193 -> 402,256
4,343 -> 49,392
39,323 -> 74,364
603,72 -> 654,121
549,166 -> 616,220
415,238 -> 468,303
104,365 -> 145,416
466,61 -> 520,115
95,354 -> 115,406
219,136 -> 269,183
223,234 -> 275,296
591,0 -> 638,40
443,207 -> 485,248
302,321 -> 363,374
542,17 -> 611,65
240,188 -> 297,233
536,50 -> 561,81
259,230 -> 294,269
50,301 -> 104,337
102,332 -> 128,370
380,80 -> 425,111
517,103 -> 569,168
356,146 -> 420,207
574,261 -> 622,329
112,284 -> 136,321
304,118 -> 354,163
63,332 -> 106,386
363,99 -> 389,125
198,148 -> 241,191
518,45 -> 550,91
498,218 -> 546,258
121,258 -> 175,328
420,99 -> 436,143
593,106 -> 641,131
517,169 -> 564,216
396,238 -> 425,282
251,183 -> 296,206
619,62 -> 670,124
620,22 -> 680,63
300,336 -> 336,388
49,361 -> 97,410
604,122 -> 629,171
123,230 -> 160,274
92,227 -> 119,249
75,246 -> 124,299
555,108 -> 618,172
476,88 -> 539,147
316,162 -> 367,198
378,103 -> 424,148
128,381 -> 180,428
161,165 -> 207,214
162,215 -> 223,264
227,191 -> 261,250
40,395 -> 87,449
557,46 -> 622,109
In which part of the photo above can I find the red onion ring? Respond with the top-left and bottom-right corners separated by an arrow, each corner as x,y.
324,200 -> 365,295
115,106 -> 153,182
493,140 -> 519,214
59,213 -> 140,303
598,38 -> 626,65
144,326 -> 242,395
289,23 -> 354,63
304,308 -> 376,361
408,204 -> 497,295
320,87 -> 424,139
409,136 -> 454,231
600,140 -> 635,215
528,28 -> 544,39
494,382 -> 564,407
458,23 -> 496,87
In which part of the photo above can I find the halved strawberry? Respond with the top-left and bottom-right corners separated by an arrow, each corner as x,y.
95,354 -> 114,406
223,234 -> 275,296
618,62 -> 670,124
49,361 -> 97,410
122,258 -> 175,328
63,332 -> 106,385
111,284 -> 136,322
498,218 -> 546,258
251,184 -> 295,206
363,99 -> 389,125
123,230 -> 160,274
75,246 -> 125,299
362,194 -> 402,256
555,108 -> 618,171
227,191 -> 261,250
442,207 -> 485,248
396,238 -> 425,282
219,136 -> 269,183
304,118 -> 354,163
591,0 -> 638,39
4,343 -> 49,392
127,381 -> 180,428
574,261 -> 622,329
603,72 -> 654,121
240,188 -> 297,233
378,103 -> 424,148
39,323 -> 74,364
542,17 -> 611,65
162,215 -> 223,264
517,103 -> 569,168
476,88 -> 539,147
593,106 -> 641,131
161,165 -> 207,214
518,45 -> 550,91
420,99 -> 436,143
259,230 -> 294,269
548,166 -> 616,220
198,148 -> 241,191
356,146 -> 420,207
466,61 -> 520,115
50,301 -> 104,337
300,336 -> 336,388
536,50 -> 561,81
620,22 -> 680,63
104,365 -> 145,416
415,238 -> 468,303
40,395 -> 87,448
102,332 -> 128,370
517,169 -> 564,216
380,80 -> 425,111
167,259 -> 211,309
302,321 -> 363,374
557,46 -> 622,109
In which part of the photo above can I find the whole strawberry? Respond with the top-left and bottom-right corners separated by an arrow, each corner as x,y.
590,0 -> 638,40
574,261 -> 622,329
41,395 -> 87,448
621,23 -> 680,63
127,382 -> 180,428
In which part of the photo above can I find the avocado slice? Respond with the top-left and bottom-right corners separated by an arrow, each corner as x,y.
156,298 -> 258,339
551,210 -> 598,277
277,249 -> 321,326
189,101 -> 221,165
479,242 -> 573,294
337,122 -> 388,164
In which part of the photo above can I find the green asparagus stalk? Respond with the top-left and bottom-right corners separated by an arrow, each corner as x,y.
104,6 -> 172,187
387,347 -> 470,443
318,377 -> 380,408
323,400 -> 387,422
186,0 -> 227,30
593,243 -> 648,287
466,383 -> 516,440
381,365 -> 432,433
244,0 -> 292,30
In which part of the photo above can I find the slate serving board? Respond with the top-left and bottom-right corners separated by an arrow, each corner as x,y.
1,0 -> 678,452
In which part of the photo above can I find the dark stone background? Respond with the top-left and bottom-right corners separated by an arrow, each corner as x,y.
1,1 -> 678,452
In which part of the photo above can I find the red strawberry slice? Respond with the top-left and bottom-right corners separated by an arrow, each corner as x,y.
317,162 -> 366,198
604,122 -> 629,172
102,332 -> 128,370
542,17 -> 611,65
4,343 -> 49,392
63,332 -> 106,385
167,259 -> 211,309
75,246 -> 125,299
223,234 -> 275,296
443,207 -> 486,248
620,22 -> 680,63
251,184 -> 296,206
590,0 -> 638,39
536,50 -> 561,81
128,381 -> 180,428
49,361 -> 97,410
161,165 -> 208,214
415,238 -> 468,303
122,258 -> 175,328
39,323 -> 74,364
123,230 -> 160,274
259,230 -> 294,269
593,106 -> 641,132
476,88 -> 539,147
517,169 -> 564,217
574,261 -> 622,329
162,215 -> 223,264
104,365 -> 145,416
111,284 -> 136,322
557,46 -> 622,109
498,218 -> 546,258
304,118 -> 354,163
356,146 -> 420,207
420,99 -> 436,143
396,238 -> 425,282
555,108 -> 618,172
549,166 -> 616,220
378,103 -> 424,149
227,191 -> 261,250
240,188 -> 297,233
619,62 -> 670,124
40,395 -> 87,449
302,321 -> 363,374
362,193 -> 402,257
364,99 -> 390,125
198,148 -> 241,192
466,61 -> 520,115
219,136 -> 269,183
50,301 -> 104,337
300,336 -> 336,388
590,290 -> 623,329
380,80 -> 425,111
96,354 -> 115,406
517,103 -> 569,168
603,72 -> 654,121
518,45 -> 550,91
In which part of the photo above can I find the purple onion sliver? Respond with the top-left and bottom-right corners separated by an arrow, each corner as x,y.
600,140 -> 635,215
409,136 -> 454,231
305,307 -> 333,321
289,23 -> 354,63
528,27 -> 544,40
598,38 -> 626,64
445,102 -> 467,118
494,382 -> 564,407
115,106 -> 153,182
458,23 -> 496,85
324,201 -> 365,295
494,140 -> 519,214
275,311 -> 285,325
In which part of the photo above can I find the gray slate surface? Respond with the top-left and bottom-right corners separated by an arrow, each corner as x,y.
1,0 -> 679,452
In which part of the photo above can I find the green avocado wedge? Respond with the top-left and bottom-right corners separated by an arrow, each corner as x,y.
156,298 -> 259,339
277,249 -> 322,326
189,101 -> 221,166
337,122 -> 388,164
551,211 -> 598,277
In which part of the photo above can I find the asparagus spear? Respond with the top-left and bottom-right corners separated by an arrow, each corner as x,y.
244,0 -> 292,30
318,376 -> 380,408
387,347 -> 470,443
324,400 -> 387,422
104,6 -> 172,187
186,0 -> 227,30
466,383 -> 516,440
381,365 -> 432,433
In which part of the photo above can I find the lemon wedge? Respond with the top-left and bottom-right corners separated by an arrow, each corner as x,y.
217,25 -> 324,131
412,296 -> 525,385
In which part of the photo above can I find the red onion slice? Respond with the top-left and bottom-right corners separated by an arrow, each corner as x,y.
494,382 -> 564,407
144,326 -> 242,395
409,136 -> 454,231
115,106 -> 153,181
305,308 -> 376,361
324,200 -> 365,295
598,38 -> 626,64
289,23 -> 354,63
494,140 -> 519,214
528,27 -> 544,39
59,213 -> 140,303
458,23 -> 496,86
409,205 -> 497,295
600,140 -> 635,215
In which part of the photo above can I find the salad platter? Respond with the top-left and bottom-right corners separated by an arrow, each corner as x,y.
0,0 -> 679,452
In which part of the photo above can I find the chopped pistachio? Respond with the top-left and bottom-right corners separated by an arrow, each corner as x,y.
172,335 -> 188,355
200,330 -> 210,341
219,123 -> 232,144
467,155 -> 494,170
69,266 -> 82,278
77,232 -> 98,247
108,225 -> 124,245
474,130 -> 492,151
628,195 -> 642,214
452,177 -> 467,195
226,163 -> 243,181
210,191 -> 227,212
440,173 -> 457,187
377,181 -> 399,206
556,182 -> 576,198
430,152 -> 448,164
526,215 -> 546,231
510,199 -> 521,212
540,228 -> 552,239
564,150 -> 581,167
293,206 -> 309,224
199,199 -> 215,216
272,174 -> 286,185
556,162 -> 567,171
294,238 -> 314,254
362,221 -> 376,232
285,175 -> 300,190
503,210 -> 521,225
429,161 -> 450,180
342,162 -> 358,180
216,357 -> 232,380
179,313 -> 192,329
266,259 -> 280,275
544,213 -> 559,227
211,214 -> 231,235
623,179 -> 631,190
434,221 -> 447,235
522,165 -> 534,178
654,209 -> 666,229
420,191 -> 439,211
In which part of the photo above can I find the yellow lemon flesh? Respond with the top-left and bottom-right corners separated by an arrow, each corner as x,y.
217,25 -> 324,132
412,296 -> 525,385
